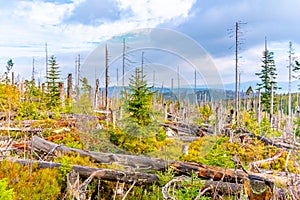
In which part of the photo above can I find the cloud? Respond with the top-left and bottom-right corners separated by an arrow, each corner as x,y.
3,0 -> 299,90
0,0 -> 196,80
64,0 -> 121,25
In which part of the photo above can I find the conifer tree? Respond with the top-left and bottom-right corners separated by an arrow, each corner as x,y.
255,45 -> 279,113
293,60 -> 300,89
126,68 -> 153,127
46,55 -> 61,108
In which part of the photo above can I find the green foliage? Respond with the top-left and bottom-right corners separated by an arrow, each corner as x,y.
157,171 -> 209,200
257,117 -> 282,137
125,68 -> 154,127
46,55 -> 61,108
182,136 -> 235,168
16,80 -> 47,120
156,126 -> 167,141
73,77 -> 93,114
0,161 -> 61,200
0,179 -> 14,200
199,104 -> 213,123
54,152 -> 97,168
174,174 -> 208,200
255,48 -> 279,113
240,111 -> 258,132
0,83 -> 20,113
109,121 -> 165,154
53,132 -> 83,149
294,116 -> 300,137
6,59 -> 14,73
293,60 -> 300,90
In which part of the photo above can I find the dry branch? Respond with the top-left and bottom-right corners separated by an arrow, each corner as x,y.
249,149 -> 285,172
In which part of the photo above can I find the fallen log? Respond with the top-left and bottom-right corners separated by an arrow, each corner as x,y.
32,135 -> 293,188
236,129 -> 300,150
5,158 -> 158,185
160,123 -> 198,135
0,126 -> 42,133
168,136 -> 201,142
170,161 -> 246,183
249,149 -> 286,172
32,135 -> 168,170
160,123 -> 214,136
4,158 -> 296,199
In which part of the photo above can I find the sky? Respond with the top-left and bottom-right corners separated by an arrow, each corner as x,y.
1,0 -> 300,91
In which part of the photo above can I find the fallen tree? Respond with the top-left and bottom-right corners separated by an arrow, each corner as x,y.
6,158 -> 158,186
0,126 -> 42,133
32,135 -> 168,170
32,135 -> 294,188
2,158 -> 258,198
235,129 -> 300,150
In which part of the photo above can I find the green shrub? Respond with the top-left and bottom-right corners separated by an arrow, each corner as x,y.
0,161 -> 61,200
181,136 -> 235,168
0,179 -> 14,200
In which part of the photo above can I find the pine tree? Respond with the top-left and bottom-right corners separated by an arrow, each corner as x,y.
255,46 -> 279,113
293,60 -> 300,89
126,68 -> 154,127
46,55 -> 61,108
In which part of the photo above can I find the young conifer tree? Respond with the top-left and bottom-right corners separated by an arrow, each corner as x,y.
126,67 -> 154,127
255,45 -> 279,113
46,55 -> 61,108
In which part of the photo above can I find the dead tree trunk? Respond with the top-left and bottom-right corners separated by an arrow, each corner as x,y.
67,73 -> 72,99
7,159 -> 158,185
32,136 -> 291,188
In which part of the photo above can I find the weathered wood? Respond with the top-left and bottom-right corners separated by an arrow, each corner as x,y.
236,129 -> 300,150
170,161 -> 246,183
67,73 -> 72,99
6,159 -> 158,185
32,135 -> 168,170
161,123 -> 213,136
170,161 -> 290,187
0,126 -> 42,133
250,149 -> 285,172
32,136 -> 292,188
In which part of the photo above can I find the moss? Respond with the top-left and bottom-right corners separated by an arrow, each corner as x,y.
181,136 -> 235,168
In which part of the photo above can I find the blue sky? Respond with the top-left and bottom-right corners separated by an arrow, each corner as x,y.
1,0 -> 300,90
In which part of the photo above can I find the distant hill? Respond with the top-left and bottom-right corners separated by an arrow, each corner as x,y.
222,80 -> 300,94
100,80 -> 300,102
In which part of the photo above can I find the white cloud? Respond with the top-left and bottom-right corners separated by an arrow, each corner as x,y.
0,0 -> 196,79
13,1 -> 74,25
213,40 -> 300,85
117,0 -> 195,21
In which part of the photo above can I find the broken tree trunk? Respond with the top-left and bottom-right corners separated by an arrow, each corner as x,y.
6,158 -> 158,185
0,126 -> 42,133
236,129 -> 300,150
249,149 -> 286,172
32,135 -> 168,170
32,136 -> 291,188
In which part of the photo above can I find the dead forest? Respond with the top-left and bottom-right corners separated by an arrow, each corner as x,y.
0,55 -> 300,200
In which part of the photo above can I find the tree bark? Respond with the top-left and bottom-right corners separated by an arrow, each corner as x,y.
6,158 -> 158,185
32,135 -> 168,170
32,136 -> 291,188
